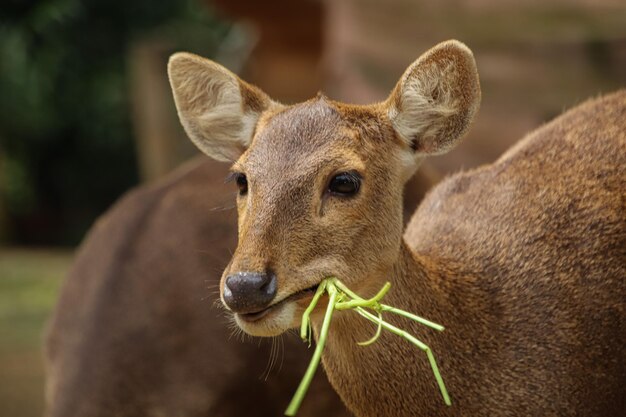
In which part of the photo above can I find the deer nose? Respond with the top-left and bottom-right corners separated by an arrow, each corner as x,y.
223,271 -> 277,313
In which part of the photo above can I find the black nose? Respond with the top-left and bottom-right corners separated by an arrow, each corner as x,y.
223,271 -> 277,313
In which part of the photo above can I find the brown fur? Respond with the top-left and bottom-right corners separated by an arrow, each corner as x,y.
168,40 -> 625,416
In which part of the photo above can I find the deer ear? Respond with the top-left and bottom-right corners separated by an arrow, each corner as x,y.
168,53 -> 277,162
387,40 -> 480,156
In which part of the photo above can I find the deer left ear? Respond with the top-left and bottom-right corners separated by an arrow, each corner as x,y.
168,52 -> 279,162
387,40 -> 481,156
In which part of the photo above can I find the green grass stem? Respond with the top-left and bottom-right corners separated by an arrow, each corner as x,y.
285,277 -> 451,415
299,280 -> 327,342
286,285 -> 338,416
355,307 -> 451,405
380,305 -> 445,331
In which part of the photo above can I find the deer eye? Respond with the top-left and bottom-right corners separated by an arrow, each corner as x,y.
328,171 -> 361,196
236,173 -> 248,195
229,172 -> 248,195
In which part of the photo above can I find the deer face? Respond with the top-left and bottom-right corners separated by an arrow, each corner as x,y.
168,41 -> 480,336
220,100 -> 408,336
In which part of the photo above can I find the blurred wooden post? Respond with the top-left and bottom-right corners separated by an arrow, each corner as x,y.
128,39 -> 192,182
0,153 -> 7,243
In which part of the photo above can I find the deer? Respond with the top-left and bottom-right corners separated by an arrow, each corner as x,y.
43,157 -> 350,417
167,40 -> 626,416
43,139 -> 434,415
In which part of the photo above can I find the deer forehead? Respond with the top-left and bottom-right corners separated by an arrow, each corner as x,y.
239,99 -> 387,183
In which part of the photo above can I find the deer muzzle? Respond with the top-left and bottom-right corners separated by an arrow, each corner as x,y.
223,271 -> 278,315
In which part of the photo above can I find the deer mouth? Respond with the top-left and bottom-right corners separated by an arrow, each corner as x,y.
237,283 -> 320,323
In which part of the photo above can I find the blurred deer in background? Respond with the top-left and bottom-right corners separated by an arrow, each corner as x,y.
43,146 -> 434,415
168,40 -> 625,416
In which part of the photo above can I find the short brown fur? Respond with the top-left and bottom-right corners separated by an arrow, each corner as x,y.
168,40 -> 625,416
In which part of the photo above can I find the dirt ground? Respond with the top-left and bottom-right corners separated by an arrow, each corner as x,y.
0,249 -> 72,417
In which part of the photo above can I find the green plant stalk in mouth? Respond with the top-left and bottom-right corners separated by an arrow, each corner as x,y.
285,277 -> 451,416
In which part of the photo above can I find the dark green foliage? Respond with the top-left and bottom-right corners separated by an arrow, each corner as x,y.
0,0 -> 230,245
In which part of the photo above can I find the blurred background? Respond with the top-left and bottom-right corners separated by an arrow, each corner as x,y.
0,0 -> 624,416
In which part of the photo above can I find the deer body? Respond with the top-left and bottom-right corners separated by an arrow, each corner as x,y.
168,40 -> 626,416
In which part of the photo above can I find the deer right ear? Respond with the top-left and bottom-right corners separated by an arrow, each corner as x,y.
386,40 -> 481,158
168,53 -> 277,162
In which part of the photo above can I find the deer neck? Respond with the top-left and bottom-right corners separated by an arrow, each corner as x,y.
320,240 -> 450,417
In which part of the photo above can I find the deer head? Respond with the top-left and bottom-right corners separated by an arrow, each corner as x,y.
168,40 -> 480,337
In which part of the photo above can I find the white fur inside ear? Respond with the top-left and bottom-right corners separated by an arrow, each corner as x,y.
395,146 -> 421,182
387,40 -> 480,157
168,53 -> 267,162
389,60 -> 458,154
191,85 -> 254,161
